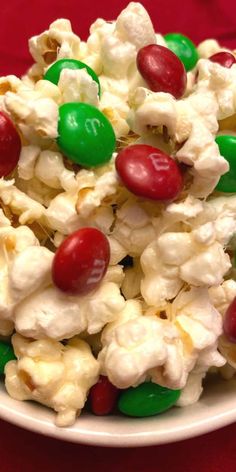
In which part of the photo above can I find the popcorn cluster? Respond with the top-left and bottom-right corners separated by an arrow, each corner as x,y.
0,2 -> 236,425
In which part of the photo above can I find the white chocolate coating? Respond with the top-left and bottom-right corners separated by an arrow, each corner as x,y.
0,2 -> 235,425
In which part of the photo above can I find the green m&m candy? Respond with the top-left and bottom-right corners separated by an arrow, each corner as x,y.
118,382 -> 181,417
0,341 -> 16,374
44,59 -> 101,96
164,33 -> 199,71
215,135 -> 236,192
57,102 -> 116,167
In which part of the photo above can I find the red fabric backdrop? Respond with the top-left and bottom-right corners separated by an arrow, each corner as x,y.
1,0 -> 236,76
1,0 -> 236,470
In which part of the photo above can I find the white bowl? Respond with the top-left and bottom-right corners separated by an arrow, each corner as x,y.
0,374 -> 236,446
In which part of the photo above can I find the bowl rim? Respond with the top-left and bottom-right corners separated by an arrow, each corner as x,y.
0,375 -> 236,447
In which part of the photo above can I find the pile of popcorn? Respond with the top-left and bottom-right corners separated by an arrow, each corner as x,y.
0,2 -> 236,426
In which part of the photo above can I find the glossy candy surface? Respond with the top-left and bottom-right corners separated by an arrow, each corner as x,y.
137,44 -> 187,99
164,32 -> 199,71
57,102 -> 116,167
115,144 -> 183,201
0,341 -> 16,374
44,58 -> 101,95
52,227 -> 110,295
215,135 -> 236,192
118,382 -> 181,417
89,376 -> 119,415
209,52 -> 236,68
0,111 -> 21,177
223,296 -> 236,343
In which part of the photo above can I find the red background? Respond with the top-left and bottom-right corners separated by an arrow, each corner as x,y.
1,0 -> 236,77
1,0 -> 236,470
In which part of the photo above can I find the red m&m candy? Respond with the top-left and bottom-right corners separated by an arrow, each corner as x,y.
115,144 -> 183,201
223,296 -> 236,343
89,376 -> 119,415
52,227 -> 110,295
209,52 -> 236,68
0,111 -> 21,176
137,44 -> 187,99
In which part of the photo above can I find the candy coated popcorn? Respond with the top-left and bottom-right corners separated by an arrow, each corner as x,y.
4,83 -> 59,142
5,334 -> 99,426
29,19 -> 81,69
0,179 -> 46,224
100,289 -> 225,390
14,281 -> 125,340
58,68 -> 99,106
0,2 -> 235,425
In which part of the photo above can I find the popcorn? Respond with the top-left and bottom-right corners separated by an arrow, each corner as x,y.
0,75 -> 23,113
29,19 -> 81,68
96,2 -> 156,81
9,246 -> 53,303
5,334 -> 99,426
179,242 -> 230,286
111,199 -> 157,257
4,81 -> 59,143
18,146 -> 40,181
58,68 -> 99,106
176,371 -> 205,407
18,146 -> 78,197
14,281 -> 125,340
141,194 -> 236,307
0,220 -> 40,321
129,88 -> 177,137
141,239 -> 183,307
45,190 -> 114,235
45,192 -> 81,234
100,289 -> 224,390
107,236 -> 127,265
0,2 -> 235,425
15,176 -> 59,207
209,280 -> 236,315
196,59 -> 236,120
121,258 -> 142,299
197,39 -> 225,59
115,2 -> 156,52
82,3 -> 157,138
100,91 -> 130,137
76,165 -> 119,218
129,90 -> 229,197
0,179 -> 46,224
34,150 -> 77,192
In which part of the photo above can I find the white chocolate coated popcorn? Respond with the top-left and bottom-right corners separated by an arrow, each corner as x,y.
0,2 -> 235,425
14,281 -> 125,340
0,179 -> 46,224
18,146 -> 78,196
58,68 -> 99,107
45,190 -> 114,236
197,39 -> 228,59
100,289 -> 224,389
4,81 -> 59,144
141,194 -> 236,307
29,19 -> 81,69
76,164 -> 119,218
5,334 -> 99,426
111,199 -> 157,257
0,219 -> 40,320
209,280 -> 236,315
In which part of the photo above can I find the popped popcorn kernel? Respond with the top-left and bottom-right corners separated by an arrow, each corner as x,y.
5,334 -> 99,426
